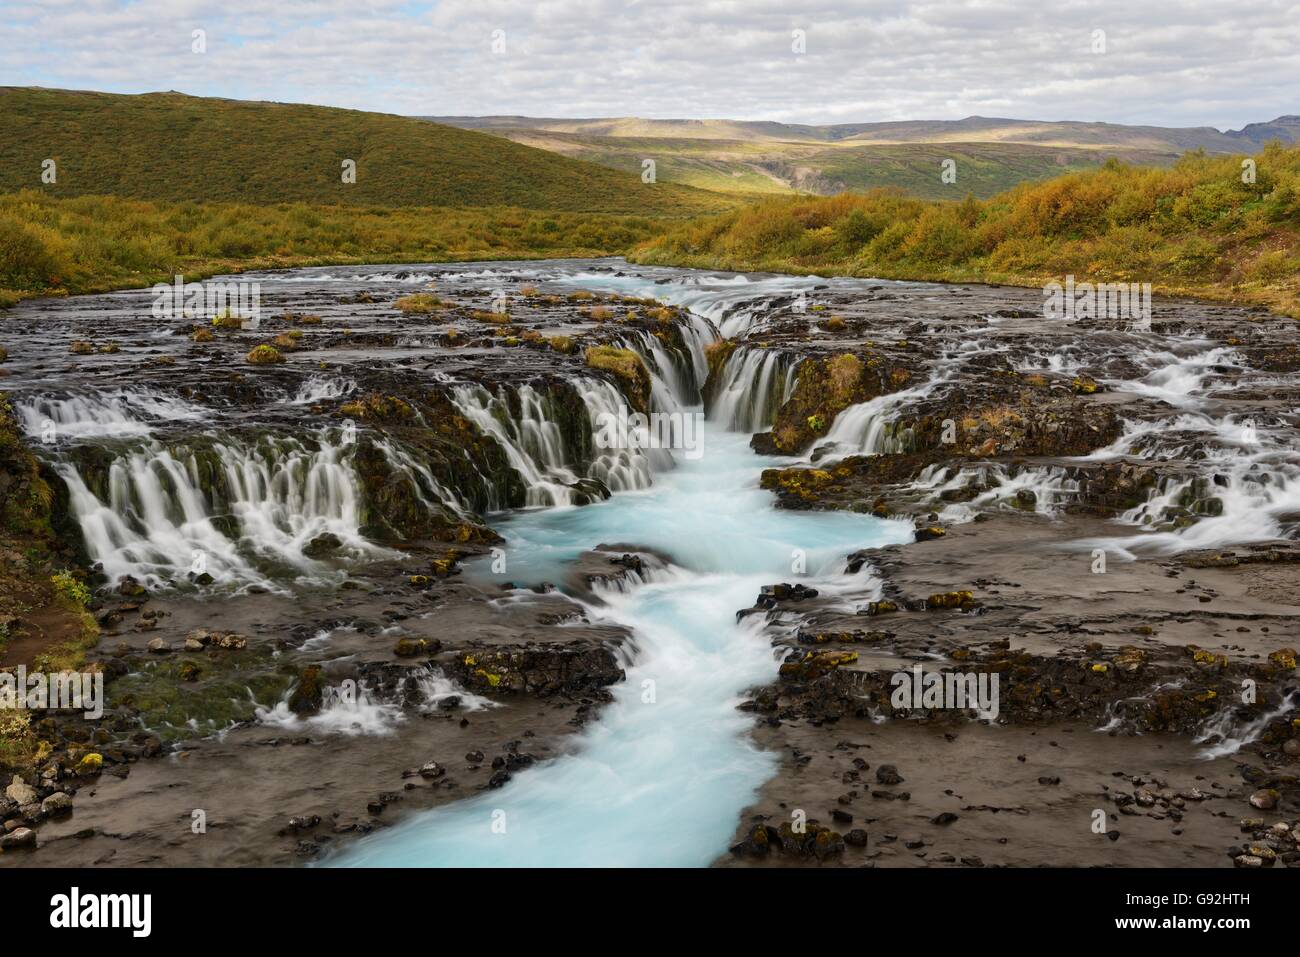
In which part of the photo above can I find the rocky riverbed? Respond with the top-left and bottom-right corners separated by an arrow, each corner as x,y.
1,258 -> 1296,868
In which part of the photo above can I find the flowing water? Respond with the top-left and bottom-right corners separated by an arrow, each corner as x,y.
332,426 -> 911,866
318,263 -> 917,865
9,256 -> 1296,867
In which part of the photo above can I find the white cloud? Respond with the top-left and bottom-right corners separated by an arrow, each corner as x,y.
0,0 -> 1296,128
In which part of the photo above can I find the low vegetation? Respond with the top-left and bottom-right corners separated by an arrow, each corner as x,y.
585,346 -> 651,413
0,190 -> 674,307
246,344 -> 285,364
634,144 -> 1300,315
393,293 -> 444,314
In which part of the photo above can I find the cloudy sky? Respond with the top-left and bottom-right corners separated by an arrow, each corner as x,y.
3,0 -> 1297,128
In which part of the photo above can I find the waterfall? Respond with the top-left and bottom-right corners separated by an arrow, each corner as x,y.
289,375 -> 358,405
450,383 -> 594,508
574,377 -> 664,491
1109,345 -> 1245,410
17,389 -> 205,441
451,378 -> 672,507
53,431 -> 383,591
329,424 -> 915,867
678,317 -> 715,388
1076,363 -> 1300,557
810,391 -> 914,460
1195,690 -> 1299,759
255,668 -> 498,737
708,348 -> 797,433
1107,456 -> 1300,556
807,375 -> 952,463
905,463 -> 1082,524
371,436 -> 471,519
616,327 -> 712,414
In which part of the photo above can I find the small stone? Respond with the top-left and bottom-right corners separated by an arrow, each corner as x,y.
1249,789 -> 1279,811
4,776 -> 37,806
118,576 -> 148,597
41,792 -> 73,817
0,827 -> 36,850
875,764 -> 904,785
394,638 -> 430,658
303,532 -> 344,558
146,637 -> 169,654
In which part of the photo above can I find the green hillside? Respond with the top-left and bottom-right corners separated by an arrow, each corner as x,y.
633,145 -> 1300,316
0,87 -> 722,216
502,131 -> 1174,198
435,113 -> 1300,200
442,125 -> 1185,199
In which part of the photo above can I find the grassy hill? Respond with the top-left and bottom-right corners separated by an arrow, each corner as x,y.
633,145 -> 1300,317
433,114 -> 1300,199
0,88 -> 723,216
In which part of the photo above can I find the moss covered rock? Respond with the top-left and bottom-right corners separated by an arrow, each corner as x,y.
585,345 -> 651,415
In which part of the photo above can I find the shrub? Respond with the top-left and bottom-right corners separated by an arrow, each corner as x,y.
51,569 -> 91,607
246,344 -> 285,364
1246,250 -> 1298,284
0,216 -> 69,289
394,293 -> 443,314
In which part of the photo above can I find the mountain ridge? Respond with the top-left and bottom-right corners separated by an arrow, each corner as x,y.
426,114 -> 1300,151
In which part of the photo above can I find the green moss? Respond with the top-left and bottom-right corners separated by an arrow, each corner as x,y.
111,651 -> 293,740
337,393 -> 414,421
584,345 -> 651,414
394,293 -> 444,314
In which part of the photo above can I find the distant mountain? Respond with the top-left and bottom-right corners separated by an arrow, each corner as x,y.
429,114 -> 1300,152
0,88 -> 723,215
424,114 -> 1299,199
